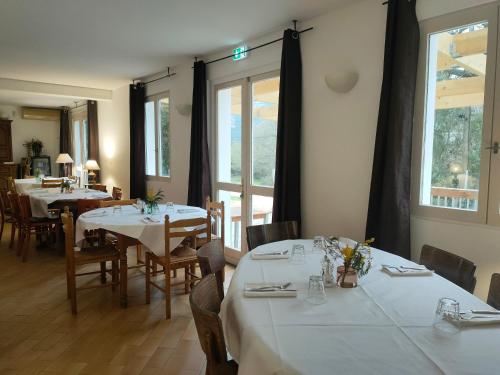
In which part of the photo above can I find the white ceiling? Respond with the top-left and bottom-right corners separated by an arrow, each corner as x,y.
0,0 -> 349,91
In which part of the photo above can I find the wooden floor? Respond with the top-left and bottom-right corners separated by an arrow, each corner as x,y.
0,223 -> 233,375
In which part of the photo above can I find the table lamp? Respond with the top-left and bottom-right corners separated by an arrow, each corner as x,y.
85,159 -> 100,184
56,153 -> 73,177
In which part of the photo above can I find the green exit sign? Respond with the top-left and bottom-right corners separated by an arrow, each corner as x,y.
232,45 -> 248,61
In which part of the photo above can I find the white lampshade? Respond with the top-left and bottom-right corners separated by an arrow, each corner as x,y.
85,159 -> 100,171
56,153 -> 73,164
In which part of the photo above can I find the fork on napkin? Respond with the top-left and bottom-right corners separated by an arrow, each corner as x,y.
452,311 -> 500,326
381,264 -> 434,276
244,282 -> 297,297
251,250 -> 290,260
177,208 -> 199,214
142,216 -> 160,224
83,211 -> 108,218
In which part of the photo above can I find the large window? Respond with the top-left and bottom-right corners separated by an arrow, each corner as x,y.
413,4 -> 500,224
71,106 -> 88,180
214,72 -> 279,261
145,93 -> 170,178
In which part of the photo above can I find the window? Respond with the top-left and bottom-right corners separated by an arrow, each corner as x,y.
145,93 -> 170,178
71,106 -> 88,180
214,72 -> 279,260
413,4 -> 500,224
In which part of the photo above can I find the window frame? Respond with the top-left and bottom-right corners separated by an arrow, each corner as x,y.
411,3 -> 499,225
70,105 -> 88,179
145,91 -> 171,182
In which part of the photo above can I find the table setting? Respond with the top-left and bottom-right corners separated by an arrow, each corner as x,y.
220,237 -> 500,374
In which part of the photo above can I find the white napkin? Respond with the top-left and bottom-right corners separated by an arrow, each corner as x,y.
251,251 -> 290,260
381,265 -> 434,276
244,282 -> 297,298
454,314 -> 500,327
142,216 -> 160,224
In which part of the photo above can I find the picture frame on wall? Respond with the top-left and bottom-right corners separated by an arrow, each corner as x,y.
29,156 -> 52,176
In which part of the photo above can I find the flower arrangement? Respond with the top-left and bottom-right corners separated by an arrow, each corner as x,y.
61,180 -> 71,193
145,189 -> 164,214
329,237 -> 374,288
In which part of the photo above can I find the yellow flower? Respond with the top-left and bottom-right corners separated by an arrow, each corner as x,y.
342,246 -> 354,261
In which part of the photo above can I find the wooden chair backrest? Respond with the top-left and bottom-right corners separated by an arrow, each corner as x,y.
24,175 -> 35,179
164,213 -> 211,261
420,244 -> 477,293
68,176 -> 80,186
7,177 -> 16,193
99,199 -> 135,208
7,192 -> 20,219
42,178 -> 63,188
197,239 -> 225,301
0,190 -> 10,214
90,184 -> 107,192
17,194 -> 33,223
112,187 -> 123,200
206,197 -> 225,247
246,221 -> 299,251
77,199 -> 102,215
189,274 -> 233,375
487,273 -> 500,310
61,211 -> 75,261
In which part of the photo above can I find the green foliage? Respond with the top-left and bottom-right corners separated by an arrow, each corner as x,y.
160,101 -> 170,176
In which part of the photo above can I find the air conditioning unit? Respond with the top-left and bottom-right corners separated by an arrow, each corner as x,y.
21,107 -> 60,121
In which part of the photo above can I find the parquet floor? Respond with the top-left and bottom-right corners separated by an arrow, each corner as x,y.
0,223 -> 233,375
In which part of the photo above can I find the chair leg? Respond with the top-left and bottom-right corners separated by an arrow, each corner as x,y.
0,214 -> 4,240
66,269 -> 71,299
111,260 -> 118,291
145,252 -> 151,304
173,269 -> 177,278
21,229 -> 30,262
9,222 -> 16,249
189,263 -> 196,290
184,266 -> 189,294
100,262 -> 106,284
164,266 -> 171,320
69,266 -> 77,314
136,244 -> 142,265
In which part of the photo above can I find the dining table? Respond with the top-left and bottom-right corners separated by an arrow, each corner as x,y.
14,177 -> 70,194
27,187 -> 111,217
75,203 -> 208,307
220,239 -> 500,375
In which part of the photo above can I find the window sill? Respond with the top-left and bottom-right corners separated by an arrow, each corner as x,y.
146,175 -> 171,183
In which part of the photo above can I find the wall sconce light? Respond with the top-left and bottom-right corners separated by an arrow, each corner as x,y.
175,104 -> 192,117
325,71 -> 359,93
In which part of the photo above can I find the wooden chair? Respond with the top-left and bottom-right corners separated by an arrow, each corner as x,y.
112,187 -> 123,200
487,273 -> 500,310
7,176 -> 16,193
7,192 -> 22,252
189,274 -> 238,375
420,245 -> 477,293
77,199 -> 103,247
0,190 -> 14,241
17,194 -> 61,262
197,239 -> 225,301
196,197 -> 224,249
62,211 -> 119,314
146,213 -> 211,319
41,178 -> 63,188
90,184 -> 107,192
246,221 -> 299,251
99,199 -> 135,208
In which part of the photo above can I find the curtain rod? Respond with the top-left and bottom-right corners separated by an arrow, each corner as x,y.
203,26 -> 314,66
133,67 -> 176,86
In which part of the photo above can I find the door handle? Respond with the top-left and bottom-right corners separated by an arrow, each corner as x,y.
486,142 -> 499,154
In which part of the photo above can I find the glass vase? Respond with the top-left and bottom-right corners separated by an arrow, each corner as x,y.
336,265 -> 358,288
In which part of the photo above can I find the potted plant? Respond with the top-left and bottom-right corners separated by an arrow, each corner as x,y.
23,138 -> 44,157
145,189 -> 164,214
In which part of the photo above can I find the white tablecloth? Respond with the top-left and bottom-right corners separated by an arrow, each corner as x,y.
28,188 -> 111,217
221,240 -> 500,375
75,204 -> 207,256
14,177 -> 65,194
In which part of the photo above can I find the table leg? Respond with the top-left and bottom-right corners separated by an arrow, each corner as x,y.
117,235 -> 128,308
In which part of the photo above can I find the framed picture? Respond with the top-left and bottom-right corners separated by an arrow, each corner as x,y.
30,156 -> 51,176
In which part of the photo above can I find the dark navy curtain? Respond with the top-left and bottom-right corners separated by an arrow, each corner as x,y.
130,84 -> 146,199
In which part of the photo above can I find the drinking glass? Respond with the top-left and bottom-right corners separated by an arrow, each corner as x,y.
112,205 -> 122,215
166,201 -> 174,211
307,275 -> 327,305
434,297 -> 460,334
313,236 -> 325,253
290,244 -> 306,264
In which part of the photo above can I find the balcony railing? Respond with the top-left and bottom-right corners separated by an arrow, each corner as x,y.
431,187 -> 478,211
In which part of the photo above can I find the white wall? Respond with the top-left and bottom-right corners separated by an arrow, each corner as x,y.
0,104 -> 59,176
98,85 -> 130,198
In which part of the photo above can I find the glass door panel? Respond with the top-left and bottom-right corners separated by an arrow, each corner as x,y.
251,195 -> 273,225
218,190 -> 243,250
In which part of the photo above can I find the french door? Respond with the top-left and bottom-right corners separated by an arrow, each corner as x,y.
214,71 -> 280,263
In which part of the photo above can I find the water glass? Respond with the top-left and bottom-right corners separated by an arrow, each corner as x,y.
307,275 -> 327,305
112,205 -> 122,215
290,244 -> 306,264
313,236 -> 325,253
434,297 -> 460,334
166,201 -> 175,211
